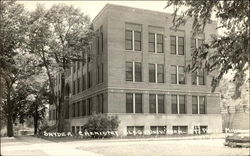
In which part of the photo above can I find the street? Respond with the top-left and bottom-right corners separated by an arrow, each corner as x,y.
1,136 -> 249,156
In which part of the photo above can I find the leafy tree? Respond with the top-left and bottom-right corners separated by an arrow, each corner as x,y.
35,4 -> 94,132
25,80 -> 49,135
166,0 -> 249,98
0,1 -> 29,134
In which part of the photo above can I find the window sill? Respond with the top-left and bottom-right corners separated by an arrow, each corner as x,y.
125,50 -> 142,53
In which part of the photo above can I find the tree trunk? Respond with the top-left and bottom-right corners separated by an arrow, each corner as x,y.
57,72 -> 65,132
6,91 -> 13,137
33,105 -> 38,135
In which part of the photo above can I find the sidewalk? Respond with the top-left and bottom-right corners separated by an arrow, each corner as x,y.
1,136 -> 102,156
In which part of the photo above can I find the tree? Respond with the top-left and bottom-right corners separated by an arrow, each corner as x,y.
25,80 -> 49,135
1,53 -> 39,137
166,0 -> 249,98
0,1 -> 29,134
28,3 -> 95,132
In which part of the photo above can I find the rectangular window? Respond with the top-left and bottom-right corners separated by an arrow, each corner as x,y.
157,34 -> 163,53
77,78 -> 80,93
192,69 -> 205,85
149,94 -> 156,113
179,95 -> 186,114
149,94 -> 164,113
198,69 -> 205,85
82,75 -> 86,91
126,93 -> 133,113
125,30 -> 133,50
82,100 -> 86,116
148,33 -> 155,52
97,65 -> 100,84
158,94 -> 165,113
77,101 -> 80,117
77,61 -> 80,70
126,62 -> 142,82
149,64 -> 156,83
72,103 -> 75,117
73,61 -> 76,73
178,66 -> 185,84
101,63 -> 104,83
73,80 -> 75,95
192,96 -> 206,114
170,36 -> 176,54
192,96 -> 198,114
98,94 -> 104,113
173,126 -> 188,134
126,93 -> 143,113
86,99 -> 90,115
126,62 -> 133,81
135,62 -> 142,82
88,71 -> 91,88
135,93 -> 142,113
178,37 -> 184,55
101,30 -> 103,53
199,96 -> 206,114
171,95 -> 177,114
125,29 -> 141,51
72,126 -> 75,134
171,65 -> 185,84
150,126 -> 167,135
157,64 -> 164,83
134,31 -> 141,51
171,65 -> 177,84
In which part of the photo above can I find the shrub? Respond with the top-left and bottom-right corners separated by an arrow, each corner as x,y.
83,114 -> 120,138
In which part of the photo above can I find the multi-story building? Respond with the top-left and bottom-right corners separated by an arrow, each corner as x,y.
49,4 -> 222,136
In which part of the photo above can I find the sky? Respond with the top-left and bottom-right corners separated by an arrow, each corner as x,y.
18,1 -> 173,21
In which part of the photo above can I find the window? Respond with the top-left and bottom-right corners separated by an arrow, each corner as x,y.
125,30 -> 141,51
135,94 -> 142,113
193,125 -> 208,134
192,96 -> 207,114
73,80 -> 76,95
149,64 -> 155,82
127,126 -> 144,136
173,126 -> 188,134
72,103 -> 75,117
179,95 -> 186,114
49,110 -> 51,120
126,62 -> 142,82
87,98 -> 92,115
157,64 -> 164,83
170,36 -> 185,55
150,126 -> 167,135
101,63 -> 104,83
72,126 -> 75,134
86,99 -> 90,115
192,96 -> 198,114
171,95 -> 186,114
192,69 -> 205,85
77,61 -> 80,70
77,101 -> 80,117
77,78 -> 80,93
191,38 -> 204,50
149,64 -> 164,83
134,31 -> 141,51
76,126 -> 80,135
148,33 -> 155,52
126,93 -> 143,113
171,65 -> 185,84
88,71 -> 91,88
126,62 -> 133,81
97,65 -> 100,84
126,93 -> 133,113
97,94 -> 104,113
82,100 -> 86,116
100,26 -> 103,53
82,75 -> 86,91
135,62 -> 142,82
73,61 -> 76,73
149,33 -> 163,53
149,94 -> 165,113
149,94 -> 156,113
125,30 -> 132,50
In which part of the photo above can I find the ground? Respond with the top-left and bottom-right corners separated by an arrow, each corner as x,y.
1,135 -> 249,156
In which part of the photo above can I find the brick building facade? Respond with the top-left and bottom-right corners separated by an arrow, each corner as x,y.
48,4 -> 222,136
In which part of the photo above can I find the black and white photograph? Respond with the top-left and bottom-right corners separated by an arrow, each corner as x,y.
0,0 -> 249,156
